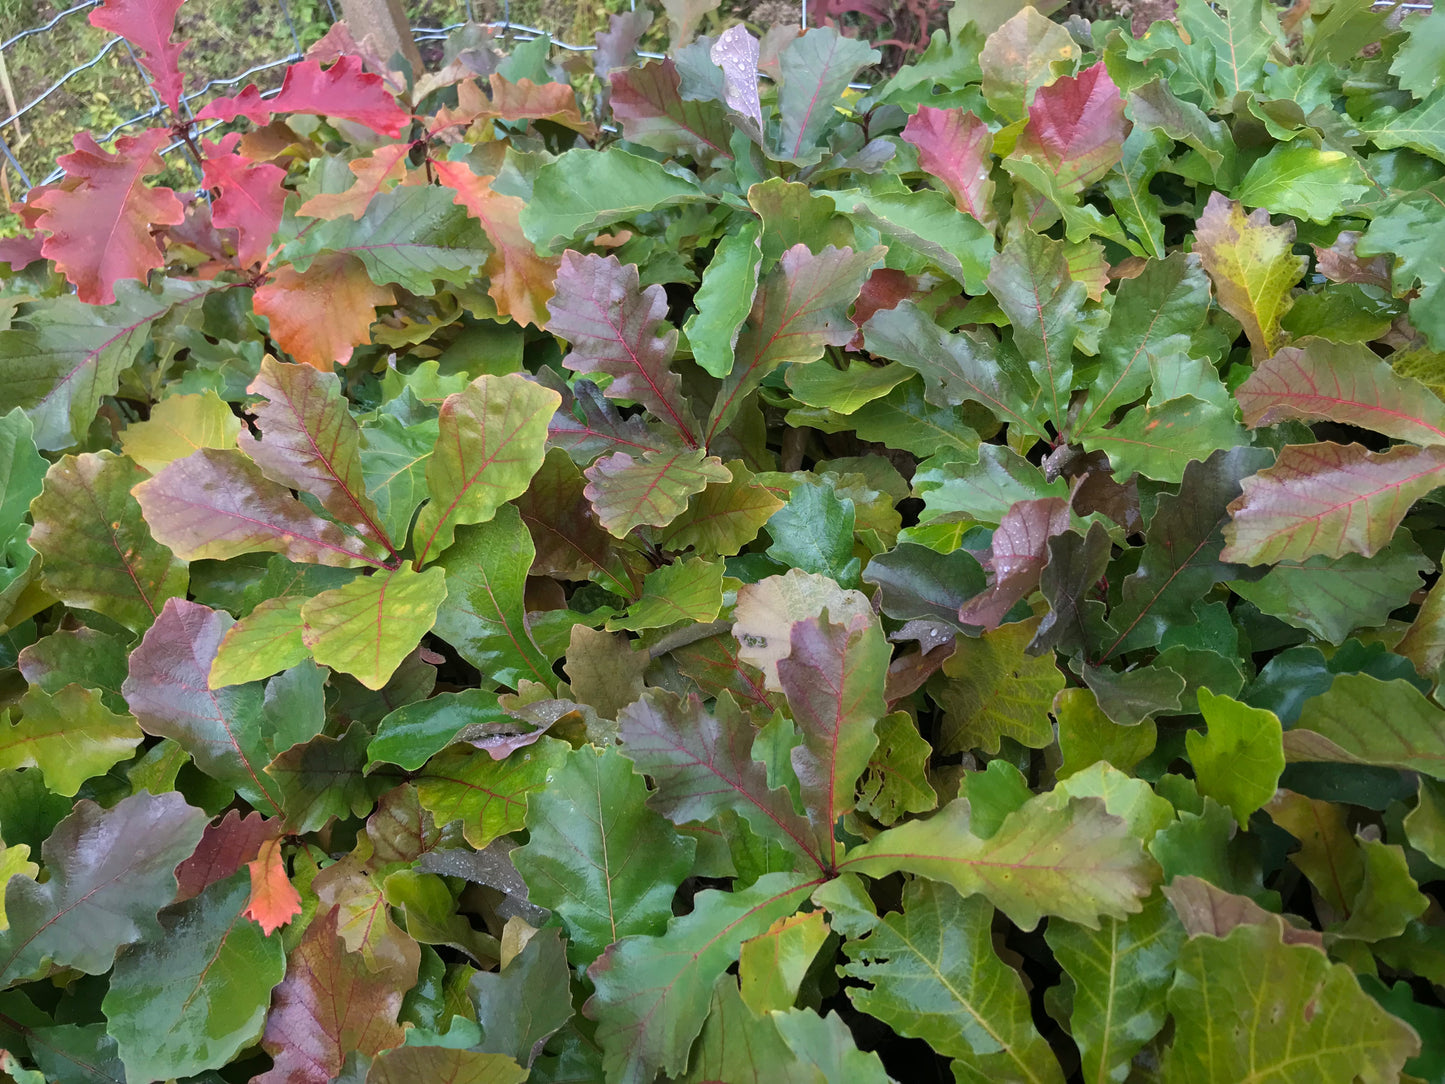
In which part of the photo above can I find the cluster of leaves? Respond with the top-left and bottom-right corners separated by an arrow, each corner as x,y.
3,0 -> 1445,1078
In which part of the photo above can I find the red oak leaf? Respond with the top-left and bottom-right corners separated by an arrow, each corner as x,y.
433,158 -> 560,328
901,107 -> 996,227
254,252 -> 395,369
200,133 -> 287,269
89,0 -> 187,113
244,837 -> 303,935
196,55 -> 410,137
848,268 -> 917,349
484,74 -> 598,137
0,232 -> 45,270
32,129 -> 184,304
175,810 -> 283,901
1014,62 -> 1127,193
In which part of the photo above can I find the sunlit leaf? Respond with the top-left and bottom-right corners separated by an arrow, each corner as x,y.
841,794 -> 1153,930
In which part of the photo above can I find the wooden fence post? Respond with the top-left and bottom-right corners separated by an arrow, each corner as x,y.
337,0 -> 424,74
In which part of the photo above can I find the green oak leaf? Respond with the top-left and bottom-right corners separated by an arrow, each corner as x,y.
841,794 -> 1153,930
608,556 -> 723,632
855,712 -> 938,826
933,617 -> 1064,756
434,505 -> 562,689
684,218 -> 763,379
265,722 -> 391,834
1234,143 -> 1371,223
102,872 -> 285,1082
0,684 -> 142,797
586,872 -> 816,1084
520,148 -> 708,252
1185,690 -> 1285,826
844,879 -> 1064,1082
412,374 -> 558,567
117,389 -> 240,474
284,185 -> 491,296
764,478 -> 860,587
1162,917 -> 1418,1082
468,927 -> 574,1067
514,744 -> 695,964
1286,673 -> 1445,776
415,739 -> 569,849
1046,895 -> 1185,1084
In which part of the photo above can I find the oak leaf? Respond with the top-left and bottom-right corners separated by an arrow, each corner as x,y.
254,252 -> 395,369
32,130 -> 184,304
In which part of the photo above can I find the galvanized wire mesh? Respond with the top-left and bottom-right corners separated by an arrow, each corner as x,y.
0,0 -> 1433,199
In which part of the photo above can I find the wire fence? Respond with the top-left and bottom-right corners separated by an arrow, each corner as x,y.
0,0 -> 670,200
0,0 -> 1433,204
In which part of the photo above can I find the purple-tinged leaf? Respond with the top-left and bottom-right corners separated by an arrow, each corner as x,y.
175,810 -> 281,902
618,689 -> 820,870
245,356 -> 395,553
1236,340 -> 1445,444
124,599 -> 286,814
0,791 -> 208,987
412,374 -> 560,567
1314,230 -> 1394,289
595,9 -> 653,75
515,449 -> 641,598
959,497 -> 1070,628
584,447 -> 732,537
548,253 -> 700,446
254,909 -> 406,1084
586,872 -> 818,1084
29,451 -> 187,635
1010,62 -> 1127,195
733,568 -> 874,691
711,26 -> 764,137
1101,446 -> 1273,658
708,244 -> 884,441
1223,442 -> 1445,564
133,448 -> 386,568
986,229 -> 1085,430
608,61 -> 735,165
901,107 -> 996,228
542,373 -> 667,466
775,28 -> 880,161
779,613 -> 889,865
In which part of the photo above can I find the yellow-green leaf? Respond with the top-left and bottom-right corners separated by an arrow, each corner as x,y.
301,566 -> 448,690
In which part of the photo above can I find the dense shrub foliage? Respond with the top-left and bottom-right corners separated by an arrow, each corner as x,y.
2,0 -> 1445,1079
